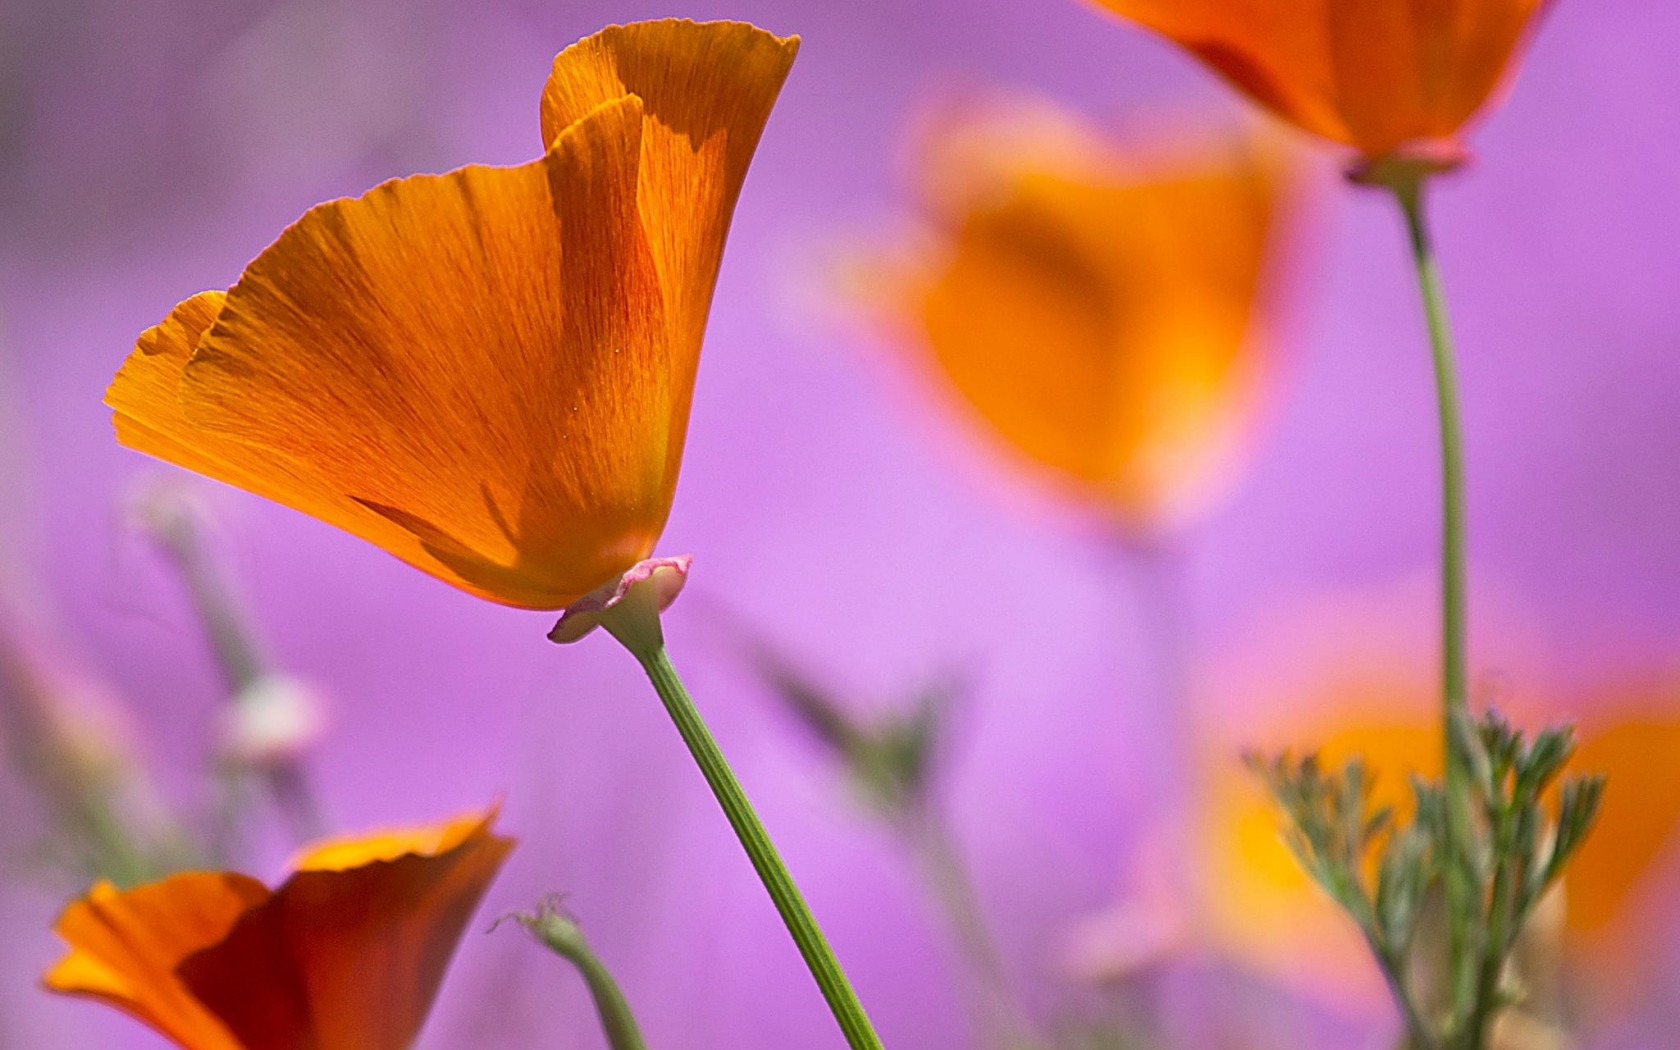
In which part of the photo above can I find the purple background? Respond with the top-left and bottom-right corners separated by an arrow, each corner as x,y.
4,0 -> 1680,1047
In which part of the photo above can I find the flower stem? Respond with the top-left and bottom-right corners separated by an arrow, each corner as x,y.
517,904 -> 648,1050
1392,178 -> 1479,1038
145,496 -> 325,846
1393,181 -> 1469,758
632,644 -> 885,1050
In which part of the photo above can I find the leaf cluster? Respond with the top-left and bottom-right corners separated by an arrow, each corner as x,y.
1248,710 -> 1604,1050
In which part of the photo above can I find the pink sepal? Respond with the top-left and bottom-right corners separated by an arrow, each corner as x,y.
547,555 -> 693,644
1346,137 -> 1471,187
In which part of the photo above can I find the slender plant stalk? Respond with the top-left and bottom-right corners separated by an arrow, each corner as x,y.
901,806 -> 1040,1050
1126,538 -> 1196,801
1392,178 -> 1480,1044
572,954 -> 647,1050
1113,537 -> 1194,1047
1393,182 -> 1470,744
632,644 -> 886,1050
1371,937 -> 1441,1050
150,506 -> 325,845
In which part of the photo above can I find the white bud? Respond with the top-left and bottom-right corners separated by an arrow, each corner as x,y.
222,673 -> 327,767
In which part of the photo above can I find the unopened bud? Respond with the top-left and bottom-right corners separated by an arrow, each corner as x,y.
1061,896 -> 1184,984
221,674 -> 326,767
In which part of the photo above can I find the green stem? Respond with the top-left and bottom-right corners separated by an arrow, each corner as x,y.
1394,182 -> 1469,751
1372,939 -> 1441,1050
1468,806 -> 1518,1045
521,907 -> 648,1050
1393,180 -> 1479,1042
633,645 -> 885,1050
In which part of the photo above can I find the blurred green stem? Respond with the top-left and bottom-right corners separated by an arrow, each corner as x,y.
1392,177 -> 1478,1040
148,501 -> 324,848
1126,538 -> 1195,803
900,805 -> 1041,1050
628,643 -> 885,1050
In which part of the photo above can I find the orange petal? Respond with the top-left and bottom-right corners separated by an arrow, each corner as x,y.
539,19 -> 799,388
43,873 -> 271,1050
165,97 -> 666,610
1087,0 -> 1548,158
174,809 -> 514,1050
107,292 -> 466,598
109,21 -> 796,610
909,112 -> 1280,530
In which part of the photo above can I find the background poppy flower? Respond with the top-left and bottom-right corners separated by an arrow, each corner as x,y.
105,19 -> 798,610
869,96 -> 1287,535
44,808 -> 513,1050
1085,0 -> 1551,163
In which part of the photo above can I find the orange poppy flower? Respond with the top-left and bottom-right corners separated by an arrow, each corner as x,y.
876,97 -> 1285,534
1085,0 -> 1550,165
105,20 -> 798,610
44,807 -> 513,1050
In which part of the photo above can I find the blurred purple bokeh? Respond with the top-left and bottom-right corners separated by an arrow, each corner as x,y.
4,0 -> 1680,1047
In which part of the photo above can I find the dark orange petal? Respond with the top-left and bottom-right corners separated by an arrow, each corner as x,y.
1088,0 -> 1548,158
169,97 -> 667,610
1086,0 -> 1350,145
1325,0 -> 1549,156
43,873 -> 271,1050
1432,0 -> 1553,135
539,18 -> 799,397
175,809 -> 514,1050
911,114 -> 1280,530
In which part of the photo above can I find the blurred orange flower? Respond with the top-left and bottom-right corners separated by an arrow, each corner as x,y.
873,97 -> 1286,534
1086,0 -> 1550,165
44,807 -> 513,1050
106,20 -> 798,610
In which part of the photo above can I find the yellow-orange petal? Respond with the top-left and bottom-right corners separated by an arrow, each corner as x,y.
156,98 -> 663,610
174,810 -> 514,1050
1086,0 -> 1549,159
289,805 -> 500,872
908,114 -> 1280,531
539,19 -> 799,386
1196,706 -> 1439,1002
44,873 -> 271,1050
